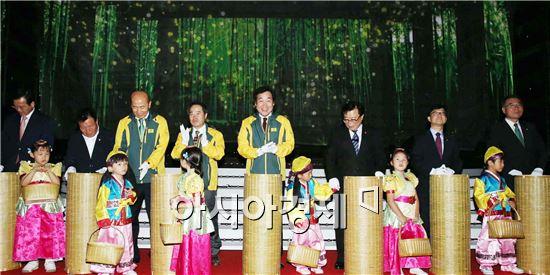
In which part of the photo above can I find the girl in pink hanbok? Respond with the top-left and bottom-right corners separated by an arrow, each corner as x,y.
169,147 -> 214,275
285,156 -> 339,275
13,140 -> 65,273
473,146 -> 524,275
90,152 -> 137,275
383,148 -> 431,275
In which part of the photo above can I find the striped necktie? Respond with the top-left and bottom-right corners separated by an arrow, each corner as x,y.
352,131 -> 359,155
138,119 -> 145,142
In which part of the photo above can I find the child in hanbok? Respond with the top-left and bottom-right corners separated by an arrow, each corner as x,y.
13,140 -> 65,273
170,147 -> 214,275
383,148 -> 431,275
91,152 -> 137,275
285,156 -> 339,275
473,146 -> 524,275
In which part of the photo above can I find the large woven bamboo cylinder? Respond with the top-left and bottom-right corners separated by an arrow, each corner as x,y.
0,172 -> 20,271
65,173 -> 102,274
344,176 -> 383,275
243,174 -> 282,275
430,175 -> 470,275
515,175 -> 550,275
151,174 -> 180,275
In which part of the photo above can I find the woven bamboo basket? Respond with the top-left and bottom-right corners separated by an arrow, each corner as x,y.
287,242 -> 321,268
487,203 -> 524,239
85,227 -> 125,266
22,183 -> 60,203
65,173 -> 102,274
151,173 -> 180,274
430,175 -> 470,275
0,172 -> 21,271
160,223 -> 183,245
344,176 -> 383,275
516,175 -> 550,275
287,229 -> 321,267
398,227 -> 432,257
243,173 -> 282,275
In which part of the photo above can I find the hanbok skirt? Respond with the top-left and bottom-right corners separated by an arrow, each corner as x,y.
13,204 -> 65,261
170,230 -> 211,275
384,220 -> 431,275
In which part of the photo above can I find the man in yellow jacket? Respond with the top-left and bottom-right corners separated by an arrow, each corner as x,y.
110,91 -> 170,263
237,86 -> 294,179
171,102 -> 225,266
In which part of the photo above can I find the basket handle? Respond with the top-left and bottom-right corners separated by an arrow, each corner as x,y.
486,199 -> 521,221
287,220 -> 322,245
88,226 -> 127,249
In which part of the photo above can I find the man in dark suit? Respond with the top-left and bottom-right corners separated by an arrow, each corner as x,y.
63,108 -> 115,178
487,96 -> 547,190
325,101 -> 387,269
1,92 -> 55,172
411,104 -> 463,239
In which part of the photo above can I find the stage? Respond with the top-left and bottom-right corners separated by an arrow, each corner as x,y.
2,249 -> 523,275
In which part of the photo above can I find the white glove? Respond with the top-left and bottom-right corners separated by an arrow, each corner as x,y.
328,178 -> 340,191
179,124 -> 190,145
0,164 -> 3,172
266,142 -> 278,154
430,168 -> 444,175
200,133 -> 209,147
508,169 -> 523,176
374,171 -> 384,177
63,166 -> 77,181
257,142 -> 274,157
531,168 -> 543,176
443,167 -> 455,175
95,167 -> 108,174
139,162 -> 150,181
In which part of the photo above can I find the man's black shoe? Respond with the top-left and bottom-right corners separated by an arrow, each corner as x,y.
212,255 -> 220,266
334,262 -> 344,269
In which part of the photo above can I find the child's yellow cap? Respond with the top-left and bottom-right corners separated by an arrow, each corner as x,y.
291,156 -> 312,173
484,146 -> 503,163
106,150 -> 127,161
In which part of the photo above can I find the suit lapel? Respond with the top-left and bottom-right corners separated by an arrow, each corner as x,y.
520,122 -> 529,148
358,128 -> 368,155
21,112 -> 41,143
502,120 -> 525,148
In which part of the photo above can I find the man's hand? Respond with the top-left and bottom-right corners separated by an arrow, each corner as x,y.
63,166 -> 77,181
531,168 -> 544,176
179,124 -> 190,145
329,178 -> 340,191
257,142 -> 274,157
266,142 -> 278,154
95,167 -> 108,174
139,162 -> 150,181
0,164 -> 4,172
508,169 -> 523,176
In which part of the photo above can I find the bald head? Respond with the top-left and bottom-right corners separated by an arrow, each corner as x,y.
131,91 -> 151,118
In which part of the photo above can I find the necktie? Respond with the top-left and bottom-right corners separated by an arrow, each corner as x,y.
514,123 -> 525,146
193,130 -> 200,147
19,116 -> 26,141
138,119 -> 145,142
435,132 -> 443,159
352,131 -> 359,155
262,117 -> 267,132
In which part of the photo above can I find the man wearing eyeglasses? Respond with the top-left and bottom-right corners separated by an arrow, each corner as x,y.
487,95 -> 547,190
325,101 -> 386,269
411,104 -> 463,239
1,90 -> 55,172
